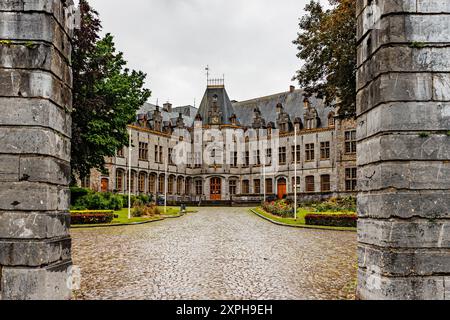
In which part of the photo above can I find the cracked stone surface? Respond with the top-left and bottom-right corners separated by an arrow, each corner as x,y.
71,207 -> 357,300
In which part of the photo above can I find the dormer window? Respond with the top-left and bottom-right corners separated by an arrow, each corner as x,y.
212,94 -> 218,102
328,112 -> 336,127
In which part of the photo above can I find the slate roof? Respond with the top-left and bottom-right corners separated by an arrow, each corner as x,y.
196,86 -> 236,125
232,89 -> 335,128
137,102 -> 197,127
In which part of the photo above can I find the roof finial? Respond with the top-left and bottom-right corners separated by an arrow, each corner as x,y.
205,65 -> 210,84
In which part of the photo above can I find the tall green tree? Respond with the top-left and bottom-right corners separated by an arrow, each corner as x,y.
71,0 -> 151,180
293,0 -> 356,115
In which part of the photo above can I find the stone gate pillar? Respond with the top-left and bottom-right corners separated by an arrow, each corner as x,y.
0,0 -> 74,300
357,1 -> 450,299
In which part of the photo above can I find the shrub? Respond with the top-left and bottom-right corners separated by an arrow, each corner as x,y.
121,194 -> 138,208
132,203 -> 160,218
263,200 -> 294,218
312,197 -> 356,213
73,192 -> 124,211
305,213 -> 357,228
70,187 -> 92,206
70,210 -> 114,225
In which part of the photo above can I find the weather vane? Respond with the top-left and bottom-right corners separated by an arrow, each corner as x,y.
205,65 -> 210,83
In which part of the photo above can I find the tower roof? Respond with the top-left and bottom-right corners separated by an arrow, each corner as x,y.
196,79 -> 236,125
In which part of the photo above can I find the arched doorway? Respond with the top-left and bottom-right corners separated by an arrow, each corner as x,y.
277,177 -> 287,200
101,178 -> 109,192
210,177 -> 222,201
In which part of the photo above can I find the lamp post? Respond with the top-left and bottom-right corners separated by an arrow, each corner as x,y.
164,156 -> 168,214
128,127 -> 132,220
294,125 -> 298,220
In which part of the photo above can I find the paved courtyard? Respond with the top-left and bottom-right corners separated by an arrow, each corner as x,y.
71,207 -> 357,300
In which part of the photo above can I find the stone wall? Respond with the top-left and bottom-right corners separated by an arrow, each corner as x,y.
356,0 -> 450,299
0,0 -> 73,300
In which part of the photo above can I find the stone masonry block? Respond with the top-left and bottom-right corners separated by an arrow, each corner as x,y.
0,182 -> 69,211
358,218 -> 450,248
0,0 -> 76,38
433,73 -> 450,101
20,157 -> 71,185
0,42 -> 72,86
0,237 -> 71,267
0,98 -> 71,138
358,191 -> 450,219
0,155 -> 19,182
357,269 -> 447,300
0,261 -> 72,300
358,14 -> 450,61
356,72 -> 433,115
357,46 -> 450,90
358,134 -> 450,166
357,0 -> 418,38
0,127 -> 70,162
0,211 -> 70,240
359,161 -> 450,191
359,244 -> 450,277
0,11 -> 71,59
0,69 -> 72,111
357,102 -> 450,137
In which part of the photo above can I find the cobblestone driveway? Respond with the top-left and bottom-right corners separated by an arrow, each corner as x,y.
71,207 -> 357,300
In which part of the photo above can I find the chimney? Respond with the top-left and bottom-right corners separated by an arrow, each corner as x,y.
289,85 -> 295,93
163,102 -> 172,113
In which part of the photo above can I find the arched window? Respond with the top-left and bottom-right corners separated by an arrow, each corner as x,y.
168,176 -> 175,194
149,173 -> 156,194
116,170 -> 124,192
138,172 -> 147,193
177,177 -> 184,195
158,174 -> 165,193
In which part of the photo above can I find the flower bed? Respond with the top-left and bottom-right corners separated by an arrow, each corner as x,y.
263,200 -> 294,218
305,213 -> 357,228
70,210 -> 114,225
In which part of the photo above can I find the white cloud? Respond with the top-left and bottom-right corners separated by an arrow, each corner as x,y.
88,0 -> 318,106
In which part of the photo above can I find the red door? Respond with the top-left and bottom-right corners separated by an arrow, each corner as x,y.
210,178 -> 222,200
101,178 -> 109,192
277,178 -> 287,200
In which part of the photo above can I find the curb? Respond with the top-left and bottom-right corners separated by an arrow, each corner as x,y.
250,209 -> 357,233
71,210 -> 198,229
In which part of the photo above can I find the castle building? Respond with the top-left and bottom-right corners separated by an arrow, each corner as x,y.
82,81 -> 357,205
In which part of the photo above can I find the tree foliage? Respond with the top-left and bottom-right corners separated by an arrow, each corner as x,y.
293,0 -> 356,115
71,0 -> 151,180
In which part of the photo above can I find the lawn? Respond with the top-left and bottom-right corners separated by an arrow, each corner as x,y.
253,207 -> 357,232
71,206 -> 196,228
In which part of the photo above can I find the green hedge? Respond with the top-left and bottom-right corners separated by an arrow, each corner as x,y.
70,186 -> 155,211
305,213 -> 357,228
71,211 -> 114,225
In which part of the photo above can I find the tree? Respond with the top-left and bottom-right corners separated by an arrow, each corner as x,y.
71,0 -> 151,181
293,0 -> 356,115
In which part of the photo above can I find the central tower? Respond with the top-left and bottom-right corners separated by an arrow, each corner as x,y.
196,79 -> 236,126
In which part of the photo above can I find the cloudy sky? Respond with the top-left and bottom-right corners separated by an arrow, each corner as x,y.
88,0 -> 325,107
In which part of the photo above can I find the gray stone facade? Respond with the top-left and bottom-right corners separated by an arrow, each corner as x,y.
0,0 -> 73,300
87,84 -> 358,205
356,0 -> 450,300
